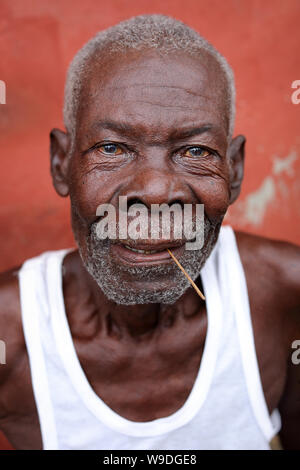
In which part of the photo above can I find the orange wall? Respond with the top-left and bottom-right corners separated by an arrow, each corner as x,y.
0,0 -> 299,450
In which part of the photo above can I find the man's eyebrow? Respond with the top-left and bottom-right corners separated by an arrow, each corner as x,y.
169,124 -> 214,140
92,120 -> 137,135
91,120 -> 216,141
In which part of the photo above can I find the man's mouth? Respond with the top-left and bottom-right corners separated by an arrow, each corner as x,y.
110,241 -> 186,266
123,245 -> 168,254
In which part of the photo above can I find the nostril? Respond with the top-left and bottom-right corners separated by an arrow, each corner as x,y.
127,198 -> 146,209
126,198 -> 185,210
127,197 -> 184,211
170,199 -> 185,210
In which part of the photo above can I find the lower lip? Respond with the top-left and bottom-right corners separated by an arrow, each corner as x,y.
111,243 -> 186,266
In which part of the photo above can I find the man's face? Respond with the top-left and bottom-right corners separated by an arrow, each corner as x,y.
67,49 -> 232,304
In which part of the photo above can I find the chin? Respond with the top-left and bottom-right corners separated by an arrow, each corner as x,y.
95,279 -> 190,305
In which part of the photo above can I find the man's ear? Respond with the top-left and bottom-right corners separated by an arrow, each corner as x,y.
50,128 -> 70,197
228,135 -> 246,204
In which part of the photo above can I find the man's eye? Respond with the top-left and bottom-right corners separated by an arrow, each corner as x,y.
98,143 -> 123,155
184,147 -> 210,158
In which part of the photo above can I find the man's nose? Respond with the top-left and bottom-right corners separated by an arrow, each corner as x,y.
119,168 -> 193,209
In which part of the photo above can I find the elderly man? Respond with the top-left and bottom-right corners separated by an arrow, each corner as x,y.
0,14 -> 299,451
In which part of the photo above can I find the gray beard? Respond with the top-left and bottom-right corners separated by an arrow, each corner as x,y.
76,220 -> 220,305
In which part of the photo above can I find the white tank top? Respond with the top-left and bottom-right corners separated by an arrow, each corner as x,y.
18,225 -> 281,450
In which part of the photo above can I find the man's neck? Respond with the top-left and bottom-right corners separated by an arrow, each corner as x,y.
62,250 -> 205,341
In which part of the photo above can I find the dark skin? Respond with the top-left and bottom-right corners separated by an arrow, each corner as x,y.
0,49 -> 299,450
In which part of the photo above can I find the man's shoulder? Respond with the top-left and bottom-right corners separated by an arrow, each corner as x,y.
0,266 -> 24,384
0,265 -> 22,323
0,265 -> 22,316
234,230 -> 300,289
234,229 -> 300,323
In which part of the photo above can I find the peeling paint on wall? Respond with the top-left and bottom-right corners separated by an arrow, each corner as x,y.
277,179 -> 289,199
272,151 -> 298,176
236,176 -> 276,226
227,149 -> 299,228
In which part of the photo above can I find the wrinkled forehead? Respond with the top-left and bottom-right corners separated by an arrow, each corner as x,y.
76,49 -> 230,141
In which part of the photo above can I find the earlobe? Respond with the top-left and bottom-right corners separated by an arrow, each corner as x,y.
228,135 -> 246,204
50,128 -> 70,197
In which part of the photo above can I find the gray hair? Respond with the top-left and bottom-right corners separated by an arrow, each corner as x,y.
63,14 -> 236,147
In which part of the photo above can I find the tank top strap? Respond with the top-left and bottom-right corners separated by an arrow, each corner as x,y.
18,250 -> 69,449
219,226 -> 281,442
